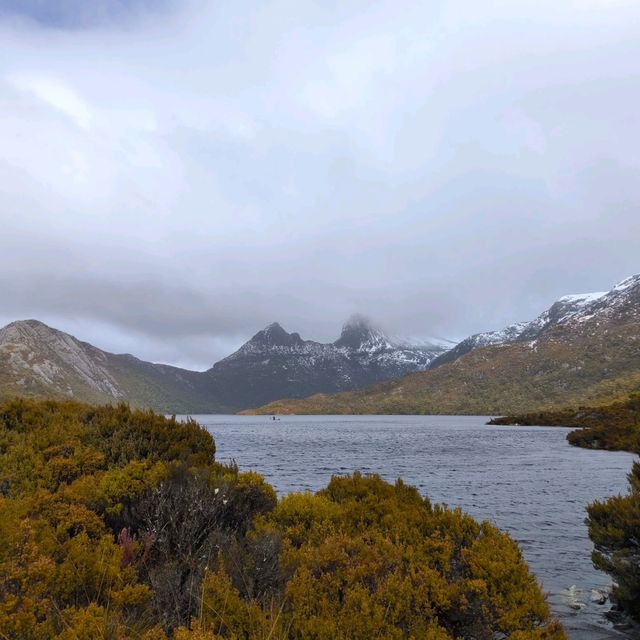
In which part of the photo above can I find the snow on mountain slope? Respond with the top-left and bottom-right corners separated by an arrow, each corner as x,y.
578,274 -> 640,321
334,315 -> 446,366
246,274 -> 640,416
430,275 -> 640,369
428,321 -> 529,369
6,275 -> 637,412
205,315 -> 449,409
517,291 -> 607,340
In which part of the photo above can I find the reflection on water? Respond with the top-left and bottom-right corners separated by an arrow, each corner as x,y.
183,414 -> 638,640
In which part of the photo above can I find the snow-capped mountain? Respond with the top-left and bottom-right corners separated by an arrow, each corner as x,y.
246,274 -> 640,416
0,316 -> 448,413
334,314 -> 447,367
204,315 -> 448,409
5,276 -> 638,414
431,274 -> 640,369
516,291 -> 608,341
429,321 -> 529,368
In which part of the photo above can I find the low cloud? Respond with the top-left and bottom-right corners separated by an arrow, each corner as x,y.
1,0 -> 639,367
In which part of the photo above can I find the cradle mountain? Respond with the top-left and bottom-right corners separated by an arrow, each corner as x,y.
247,274 -> 640,415
0,315 -> 447,413
2,275 -> 640,415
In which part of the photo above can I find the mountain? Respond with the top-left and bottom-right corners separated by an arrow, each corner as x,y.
243,275 -> 640,415
428,321 -> 529,369
202,316 -> 449,409
0,317 -> 447,413
428,291 -> 609,369
0,320 -> 225,413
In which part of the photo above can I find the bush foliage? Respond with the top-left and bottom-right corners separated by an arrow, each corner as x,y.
0,398 -> 565,639
489,394 -> 640,454
587,462 -> 640,621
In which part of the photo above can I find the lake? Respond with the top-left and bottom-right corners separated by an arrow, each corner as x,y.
184,414 -> 638,640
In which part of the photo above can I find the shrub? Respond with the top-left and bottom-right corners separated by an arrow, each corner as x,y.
0,400 -> 565,639
588,462 -> 640,620
194,473 -> 565,639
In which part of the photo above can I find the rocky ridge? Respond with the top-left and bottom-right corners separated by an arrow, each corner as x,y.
0,316 -> 447,412
245,274 -> 640,415
203,315 -> 448,409
0,320 -> 222,413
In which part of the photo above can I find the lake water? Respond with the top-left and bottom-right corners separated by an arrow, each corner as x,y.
185,414 -> 638,640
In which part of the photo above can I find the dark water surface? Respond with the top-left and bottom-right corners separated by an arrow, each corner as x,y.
185,414 -> 638,640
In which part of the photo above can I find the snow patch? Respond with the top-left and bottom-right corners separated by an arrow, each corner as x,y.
557,292 -> 606,305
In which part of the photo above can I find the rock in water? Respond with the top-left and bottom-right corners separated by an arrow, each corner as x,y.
562,585 -> 586,610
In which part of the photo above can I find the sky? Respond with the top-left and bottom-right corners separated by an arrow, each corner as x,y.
1,0 -> 640,369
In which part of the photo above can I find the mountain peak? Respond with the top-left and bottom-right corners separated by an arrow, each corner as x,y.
5,318 -> 52,331
248,322 -> 303,347
264,321 -> 286,335
612,273 -> 640,293
0,319 -> 60,344
556,292 -> 607,306
335,315 -> 388,350
343,313 -> 373,331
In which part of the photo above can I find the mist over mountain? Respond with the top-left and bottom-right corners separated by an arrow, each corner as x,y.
203,315 -> 447,410
4,273 -> 640,416
247,274 -> 640,415
0,315 -> 447,412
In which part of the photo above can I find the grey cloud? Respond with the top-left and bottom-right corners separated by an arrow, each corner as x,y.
0,0 -> 178,29
1,0 -> 640,368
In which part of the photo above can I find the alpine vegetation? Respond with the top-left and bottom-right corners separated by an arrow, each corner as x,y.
0,399 -> 565,639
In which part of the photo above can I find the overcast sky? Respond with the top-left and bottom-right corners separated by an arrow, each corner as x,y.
1,0 -> 639,369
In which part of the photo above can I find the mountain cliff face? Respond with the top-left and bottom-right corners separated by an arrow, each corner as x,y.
203,316 -> 448,409
0,317 -> 447,412
0,320 -> 224,413
245,275 -> 640,415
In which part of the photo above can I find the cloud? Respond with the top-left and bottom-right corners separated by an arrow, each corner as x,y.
1,0 -> 639,368
0,0 -> 177,29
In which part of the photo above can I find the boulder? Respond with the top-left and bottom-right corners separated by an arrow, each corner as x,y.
590,589 -> 608,605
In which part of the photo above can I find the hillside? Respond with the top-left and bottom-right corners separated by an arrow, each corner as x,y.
0,320 -> 226,413
245,275 -> 640,415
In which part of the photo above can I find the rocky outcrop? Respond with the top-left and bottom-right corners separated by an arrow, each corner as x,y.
203,316 -> 448,409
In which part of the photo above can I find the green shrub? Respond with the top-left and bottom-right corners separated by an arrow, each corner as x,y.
588,462 -> 640,620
